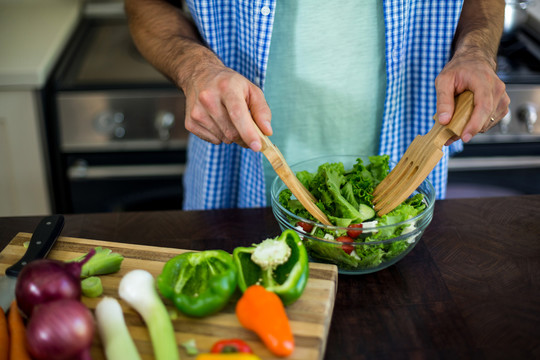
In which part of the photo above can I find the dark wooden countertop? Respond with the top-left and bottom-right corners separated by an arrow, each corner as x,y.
1,195 -> 539,359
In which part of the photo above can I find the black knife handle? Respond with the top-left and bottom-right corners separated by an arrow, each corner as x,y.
5,215 -> 64,277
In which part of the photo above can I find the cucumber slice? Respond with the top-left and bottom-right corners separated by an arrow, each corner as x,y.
358,203 -> 375,221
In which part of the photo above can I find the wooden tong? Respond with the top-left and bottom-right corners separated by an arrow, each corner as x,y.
372,91 -> 475,216
253,126 -> 332,226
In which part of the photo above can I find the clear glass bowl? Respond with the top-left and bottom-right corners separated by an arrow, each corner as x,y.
270,155 -> 436,275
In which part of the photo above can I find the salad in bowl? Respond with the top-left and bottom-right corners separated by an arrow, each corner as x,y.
270,154 -> 435,274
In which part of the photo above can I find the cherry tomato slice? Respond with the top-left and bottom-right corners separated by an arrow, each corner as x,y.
347,223 -> 363,239
336,236 -> 354,255
296,221 -> 314,233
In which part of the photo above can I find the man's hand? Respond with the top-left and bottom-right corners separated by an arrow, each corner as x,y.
435,48 -> 510,145
183,63 -> 272,151
125,0 -> 272,152
435,0 -> 509,146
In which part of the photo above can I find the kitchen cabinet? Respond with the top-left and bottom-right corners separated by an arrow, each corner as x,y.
0,91 -> 51,216
0,0 -> 82,215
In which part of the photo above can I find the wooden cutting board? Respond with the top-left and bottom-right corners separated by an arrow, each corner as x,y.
0,233 -> 338,360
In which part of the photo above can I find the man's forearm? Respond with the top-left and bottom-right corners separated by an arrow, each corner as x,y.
452,0 -> 505,69
124,0 -> 223,90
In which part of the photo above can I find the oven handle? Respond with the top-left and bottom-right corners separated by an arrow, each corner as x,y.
68,160 -> 185,180
448,156 -> 540,171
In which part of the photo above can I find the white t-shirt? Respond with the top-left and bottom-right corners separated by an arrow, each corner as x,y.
263,0 -> 387,201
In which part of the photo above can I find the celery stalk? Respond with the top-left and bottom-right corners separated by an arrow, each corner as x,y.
119,270 -> 180,360
69,247 -> 124,278
95,297 -> 142,360
81,276 -> 103,298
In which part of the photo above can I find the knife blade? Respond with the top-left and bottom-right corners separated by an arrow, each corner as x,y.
0,215 -> 65,312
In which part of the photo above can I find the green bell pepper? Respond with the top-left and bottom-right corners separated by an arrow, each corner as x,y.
157,250 -> 237,317
232,229 -> 309,306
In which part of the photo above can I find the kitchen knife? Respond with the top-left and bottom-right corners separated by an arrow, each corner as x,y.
0,215 -> 65,312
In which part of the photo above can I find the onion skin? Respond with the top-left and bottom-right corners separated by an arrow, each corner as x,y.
15,249 -> 95,317
15,260 -> 82,317
26,299 -> 95,360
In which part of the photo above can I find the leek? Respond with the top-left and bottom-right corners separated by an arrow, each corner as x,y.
96,297 -> 142,360
119,270 -> 180,360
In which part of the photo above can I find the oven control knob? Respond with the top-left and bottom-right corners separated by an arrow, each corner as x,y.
114,126 -> 126,138
499,109 -> 511,134
518,103 -> 537,133
94,111 -> 125,134
155,111 -> 175,141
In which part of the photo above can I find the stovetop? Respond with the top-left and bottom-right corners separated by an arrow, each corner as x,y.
53,18 -> 174,90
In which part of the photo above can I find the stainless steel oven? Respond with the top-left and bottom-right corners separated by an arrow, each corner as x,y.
447,12 -> 540,198
43,11 -> 188,213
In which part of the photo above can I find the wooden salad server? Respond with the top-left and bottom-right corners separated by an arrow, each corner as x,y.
253,126 -> 332,226
372,90 -> 475,216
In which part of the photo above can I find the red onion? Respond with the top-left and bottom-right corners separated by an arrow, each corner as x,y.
26,299 -> 95,360
15,249 -> 95,317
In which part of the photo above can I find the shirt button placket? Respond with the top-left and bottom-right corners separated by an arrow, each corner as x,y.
261,6 -> 270,16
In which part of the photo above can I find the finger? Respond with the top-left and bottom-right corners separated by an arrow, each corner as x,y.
186,104 -> 226,144
211,107 -> 243,145
461,87 -> 493,142
188,121 -> 222,145
197,89 -> 242,144
481,92 -> 510,133
480,115 -> 497,133
494,91 -> 511,121
248,86 -> 273,136
435,75 -> 456,125
209,106 -> 249,147
223,88 -> 264,152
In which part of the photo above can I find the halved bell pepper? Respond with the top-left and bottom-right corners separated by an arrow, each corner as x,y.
232,229 -> 309,305
157,250 -> 237,317
211,339 -> 253,353
196,354 -> 261,360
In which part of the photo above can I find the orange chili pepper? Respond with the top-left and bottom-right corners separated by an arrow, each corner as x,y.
235,285 -> 294,357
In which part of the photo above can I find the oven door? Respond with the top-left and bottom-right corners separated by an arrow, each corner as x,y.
64,151 -> 185,213
447,141 -> 540,198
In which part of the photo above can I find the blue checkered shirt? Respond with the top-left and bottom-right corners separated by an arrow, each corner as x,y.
183,0 -> 464,210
